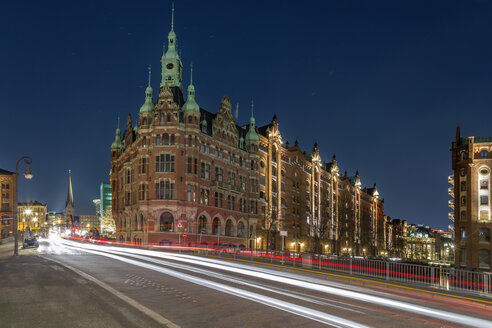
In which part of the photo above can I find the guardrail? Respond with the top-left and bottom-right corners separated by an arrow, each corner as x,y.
190,248 -> 492,296
68,236 -> 492,296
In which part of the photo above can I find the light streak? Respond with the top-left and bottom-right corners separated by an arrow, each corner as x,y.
59,241 -> 370,328
61,240 -> 492,328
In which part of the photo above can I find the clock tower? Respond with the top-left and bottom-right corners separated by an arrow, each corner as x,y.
161,3 -> 182,89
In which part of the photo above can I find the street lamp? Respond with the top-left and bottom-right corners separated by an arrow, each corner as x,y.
14,156 -> 33,256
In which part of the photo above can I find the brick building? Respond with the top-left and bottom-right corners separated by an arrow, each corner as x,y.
451,126 -> 492,270
0,169 -> 16,241
110,11 -> 386,255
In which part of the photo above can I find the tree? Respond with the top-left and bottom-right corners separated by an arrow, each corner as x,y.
101,208 -> 116,237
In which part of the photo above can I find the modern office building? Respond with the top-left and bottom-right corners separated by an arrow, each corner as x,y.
100,182 -> 112,215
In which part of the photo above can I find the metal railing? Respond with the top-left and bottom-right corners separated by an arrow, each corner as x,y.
189,247 -> 492,296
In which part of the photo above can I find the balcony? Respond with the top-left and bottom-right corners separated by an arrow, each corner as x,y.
448,199 -> 454,209
448,175 -> 454,185
448,212 -> 455,222
448,187 -> 454,197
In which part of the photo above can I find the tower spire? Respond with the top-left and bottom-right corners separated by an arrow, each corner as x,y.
245,99 -> 259,142
148,64 -> 151,87
182,63 -> 199,112
171,2 -> 175,31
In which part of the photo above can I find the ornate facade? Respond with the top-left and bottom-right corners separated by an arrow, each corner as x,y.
0,168 -> 16,240
451,126 -> 492,270
110,10 -> 386,255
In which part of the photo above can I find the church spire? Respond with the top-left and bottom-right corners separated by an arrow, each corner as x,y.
65,170 -> 74,209
171,2 -> 174,32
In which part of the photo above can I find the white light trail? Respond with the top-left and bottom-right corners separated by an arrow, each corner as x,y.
60,240 -> 492,328
60,241 -> 370,328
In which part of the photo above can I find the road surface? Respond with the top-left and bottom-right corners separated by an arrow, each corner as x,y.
25,237 -> 492,327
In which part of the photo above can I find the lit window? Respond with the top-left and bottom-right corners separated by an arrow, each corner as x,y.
481,150 -> 488,158
481,180 -> 489,190
481,211 -> 489,221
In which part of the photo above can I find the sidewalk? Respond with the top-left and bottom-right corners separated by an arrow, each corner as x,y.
0,240 -> 161,328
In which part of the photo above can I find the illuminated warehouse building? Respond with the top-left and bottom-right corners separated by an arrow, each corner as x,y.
110,9 -> 386,255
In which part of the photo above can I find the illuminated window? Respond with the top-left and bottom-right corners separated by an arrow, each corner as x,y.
481,150 -> 488,158
480,210 -> 489,221
460,181 -> 466,191
461,228 -> 466,240
481,180 -> 489,190
480,168 -> 489,175
461,196 -> 466,206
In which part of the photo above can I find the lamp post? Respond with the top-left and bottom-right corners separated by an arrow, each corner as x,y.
14,156 -> 33,256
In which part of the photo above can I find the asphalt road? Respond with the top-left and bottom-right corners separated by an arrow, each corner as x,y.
9,236 -> 492,328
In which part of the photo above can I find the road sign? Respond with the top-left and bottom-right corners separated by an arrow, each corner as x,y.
280,230 -> 287,237
183,234 -> 187,238
177,222 -> 183,229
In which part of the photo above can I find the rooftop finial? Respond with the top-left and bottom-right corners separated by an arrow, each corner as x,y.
171,2 -> 175,31
190,62 -> 193,85
117,113 -> 120,130
148,65 -> 151,87
251,99 -> 254,117
69,169 -> 71,175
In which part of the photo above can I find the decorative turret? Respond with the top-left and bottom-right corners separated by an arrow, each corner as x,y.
161,3 -> 182,89
355,170 -> 362,188
182,63 -> 200,113
111,115 -> 123,149
245,100 -> 259,142
139,65 -> 154,113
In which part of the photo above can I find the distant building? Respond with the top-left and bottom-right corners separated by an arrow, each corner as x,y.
79,215 -> 100,236
385,217 -> 408,258
432,229 -> 454,263
450,126 -> 492,271
93,199 -> 101,217
404,225 -> 436,262
0,168 -> 16,240
100,182 -> 112,215
17,201 -> 47,236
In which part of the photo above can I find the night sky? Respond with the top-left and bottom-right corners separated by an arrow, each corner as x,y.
3,0 -> 492,230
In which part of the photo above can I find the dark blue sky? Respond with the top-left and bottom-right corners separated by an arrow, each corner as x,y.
2,0 -> 492,230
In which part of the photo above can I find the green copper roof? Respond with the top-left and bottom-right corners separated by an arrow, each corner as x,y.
111,115 -> 123,149
140,66 -> 154,113
245,100 -> 259,142
182,63 -> 200,112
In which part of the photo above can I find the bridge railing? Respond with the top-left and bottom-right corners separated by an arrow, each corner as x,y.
190,247 -> 492,296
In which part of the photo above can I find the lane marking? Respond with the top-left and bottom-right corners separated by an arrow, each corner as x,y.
201,255 -> 492,306
40,255 -> 181,328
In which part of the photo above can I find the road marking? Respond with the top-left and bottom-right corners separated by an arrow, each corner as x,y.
40,255 -> 181,328
202,255 -> 492,306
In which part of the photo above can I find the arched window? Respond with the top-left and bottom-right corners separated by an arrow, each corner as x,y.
170,134 -> 175,145
479,228 -> 490,243
188,116 -> 192,124
156,135 -> 160,145
237,221 -> 245,237
479,249 -> 490,268
140,214 -> 144,231
167,114 -> 171,122
212,218 -> 220,235
162,133 -> 169,145
225,219 -> 233,236
460,152 -> 466,160
160,114 -> 165,122
187,184 -> 192,202
481,150 -> 488,158
188,135 -> 192,147
199,216 -> 207,234
160,212 -> 174,232
134,214 -> 138,230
